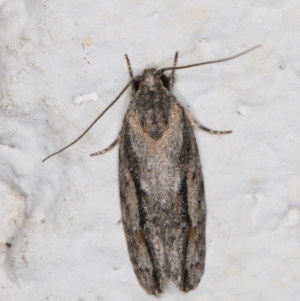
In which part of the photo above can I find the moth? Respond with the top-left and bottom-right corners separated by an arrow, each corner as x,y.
43,45 -> 260,295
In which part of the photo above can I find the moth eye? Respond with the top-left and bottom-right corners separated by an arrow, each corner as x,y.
133,79 -> 140,91
160,74 -> 169,89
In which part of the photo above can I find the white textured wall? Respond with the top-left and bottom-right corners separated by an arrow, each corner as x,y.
0,0 -> 300,300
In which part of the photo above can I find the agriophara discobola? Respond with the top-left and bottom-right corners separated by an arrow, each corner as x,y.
43,45 -> 261,295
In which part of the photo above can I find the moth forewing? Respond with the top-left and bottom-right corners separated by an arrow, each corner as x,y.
118,90 -> 205,294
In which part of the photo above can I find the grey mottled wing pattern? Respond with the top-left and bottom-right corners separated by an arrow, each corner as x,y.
118,95 -> 205,295
182,111 -> 206,291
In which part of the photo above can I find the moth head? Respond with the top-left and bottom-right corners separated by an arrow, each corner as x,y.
133,68 -> 169,92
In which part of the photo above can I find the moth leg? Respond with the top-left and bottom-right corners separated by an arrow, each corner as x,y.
184,108 -> 232,135
169,51 -> 178,90
90,138 -> 118,156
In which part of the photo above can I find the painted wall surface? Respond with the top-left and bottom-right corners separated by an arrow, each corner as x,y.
0,1 -> 299,300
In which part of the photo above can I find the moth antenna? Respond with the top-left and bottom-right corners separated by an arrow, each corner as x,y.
171,51 -> 179,79
125,54 -> 134,79
159,45 -> 261,73
42,80 -> 132,162
169,51 -> 179,90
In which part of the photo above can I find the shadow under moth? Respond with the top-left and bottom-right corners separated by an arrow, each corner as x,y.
43,45 -> 260,295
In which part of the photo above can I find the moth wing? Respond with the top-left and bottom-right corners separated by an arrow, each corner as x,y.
179,114 -> 206,292
118,125 -> 163,296
118,102 -> 206,294
183,115 -> 206,291
168,111 -> 206,292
